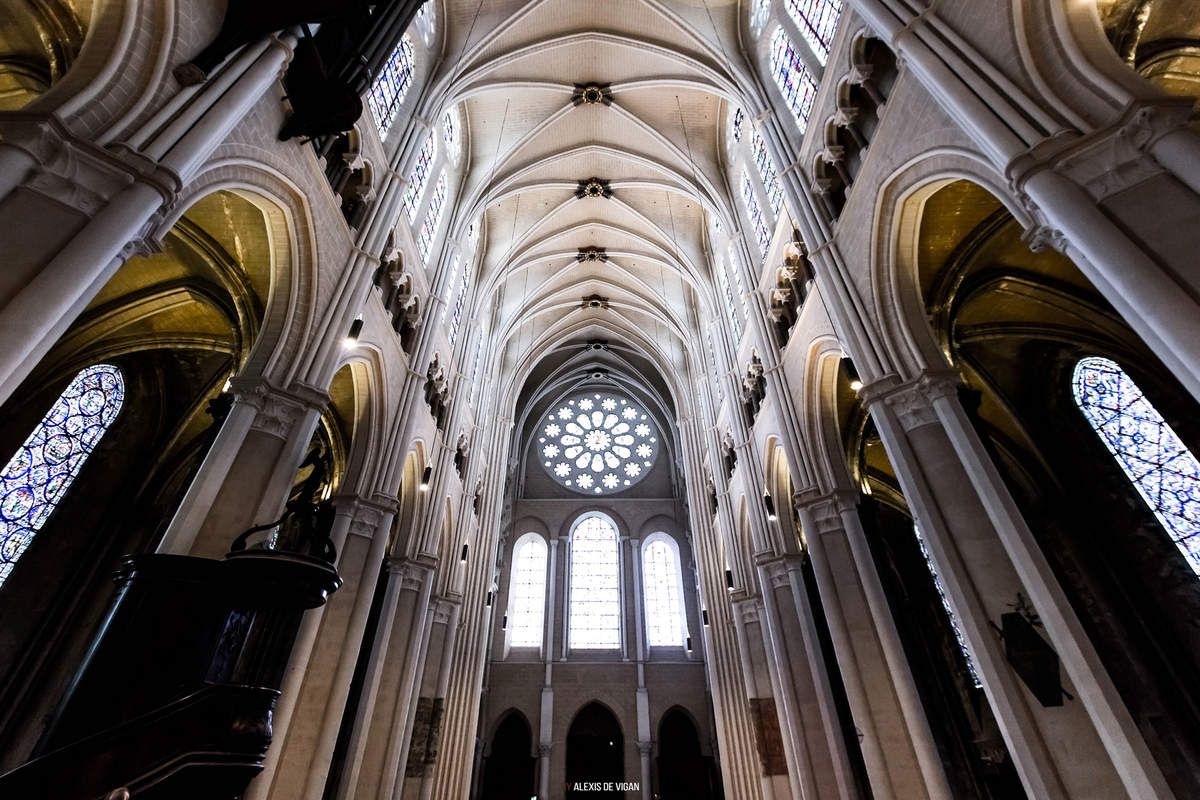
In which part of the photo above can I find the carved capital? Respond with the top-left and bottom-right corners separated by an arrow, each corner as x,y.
873,371 -> 960,432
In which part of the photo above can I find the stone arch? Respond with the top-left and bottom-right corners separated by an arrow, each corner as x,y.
167,163 -> 321,386
870,150 -> 1031,380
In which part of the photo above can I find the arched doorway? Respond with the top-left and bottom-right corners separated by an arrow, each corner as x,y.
656,708 -> 718,800
478,710 -> 535,800
566,702 -> 623,799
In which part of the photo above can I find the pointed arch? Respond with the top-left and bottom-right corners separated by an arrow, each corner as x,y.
0,364 -> 123,586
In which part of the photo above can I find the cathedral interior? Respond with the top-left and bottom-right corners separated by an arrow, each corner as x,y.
0,0 -> 1199,798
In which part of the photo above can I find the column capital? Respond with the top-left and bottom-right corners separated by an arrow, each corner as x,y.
861,369 -> 960,432
230,376 -> 330,440
386,556 -> 436,589
1009,98 -> 1195,206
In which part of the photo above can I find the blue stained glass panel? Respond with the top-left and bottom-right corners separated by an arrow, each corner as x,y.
402,133 -> 437,223
367,35 -> 415,139
1073,356 -> 1200,575
1,365 -> 124,587
741,171 -> 772,256
771,28 -> 819,133
751,130 -> 784,216
730,106 -> 745,144
784,0 -> 843,64
416,171 -> 448,261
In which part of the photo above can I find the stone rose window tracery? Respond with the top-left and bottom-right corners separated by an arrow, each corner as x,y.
536,392 -> 659,495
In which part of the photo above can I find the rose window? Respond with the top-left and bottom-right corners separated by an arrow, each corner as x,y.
537,392 -> 659,495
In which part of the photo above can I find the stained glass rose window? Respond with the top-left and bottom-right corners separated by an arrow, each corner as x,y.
536,392 -> 658,495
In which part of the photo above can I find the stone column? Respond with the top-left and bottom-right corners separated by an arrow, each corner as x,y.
537,743 -> 552,800
158,377 -> 328,559
865,372 -> 1168,799
0,37 -> 295,407
341,557 -> 435,800
796,490 -> 952,800
250,499 -> 396,800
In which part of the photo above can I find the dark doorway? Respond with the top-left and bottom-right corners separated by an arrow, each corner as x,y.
478,711 -> 535,800
656,708 -> 719,799
566,702 -> 624,798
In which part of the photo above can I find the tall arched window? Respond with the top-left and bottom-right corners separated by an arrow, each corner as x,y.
448,268 -> 470,348
770,27 -> 819,133
569,514 -> 621,649
750,130 -> 784,216
714,255 -> 743,341
1073,356 -> 1200,575
402,133 -> 437,222
642,535 -> 687,647
509,534 -> 549,647
784,0 -> 843,64
368,34 -> 415,139
913,524 -> 982,687
740,170 -> 772,255
416,170 -> 448,261
1,365 -> 124,587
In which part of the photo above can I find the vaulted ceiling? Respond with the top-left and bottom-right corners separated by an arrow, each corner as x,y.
432,0 -> 753,413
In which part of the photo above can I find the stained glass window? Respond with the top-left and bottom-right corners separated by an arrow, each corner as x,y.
509,534 -> 548,647
751,130 -> 784,216
537,392 -> 659,495
1073,357 -> 1200,575
368,35 -> 415,139
643,537 -> 687,646
751,0 -> 773,31
416,170 -> 447,262
741,170 -> 773,255
440,253 -> 461,324
914,524 -> 983,687
784,0 -> 843,64
402,133 -> 437,223
726,243 -> 751,322
1,365 -> 124,587
715,256 -> 743,341
569,514 -> 621,649
730,106 -> 745,144
771,28 -> 819,133
442,105 -> 461,164
448,269 -> 470,348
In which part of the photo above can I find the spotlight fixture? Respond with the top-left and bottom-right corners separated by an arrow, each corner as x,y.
685,636 -> 693,652
842,356 -> 863,393
460,543 -> 469,562
725,568 -> 735,591
486,591 -> 494,607
501,614 -> 508,630
419,465 -> 432,491
344,316 -> 364,348
763,493 -> 778,522
701,609 -> 710,627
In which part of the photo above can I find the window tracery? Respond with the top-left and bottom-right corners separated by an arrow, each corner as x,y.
741,170 -> 773,255
538,392 -> 659,495
569,515 -> 621,649
402,133 -> 437,223
509,534 -> 548,647
784,0 -> 843,64
1,365 -> 124,587
368,35 -> 415,139
416,170 -> 447,261
751,130 -> 785,216
771,27 -> 819,133
1073,357 -> 1200,575
643,536 -> 687,647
